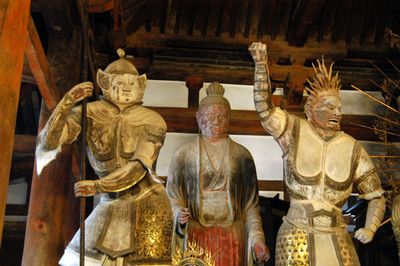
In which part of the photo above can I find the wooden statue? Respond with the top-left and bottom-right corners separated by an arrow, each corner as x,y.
249,42 -> 386,266
166,82 -> 270,266
36,49 -> 172,265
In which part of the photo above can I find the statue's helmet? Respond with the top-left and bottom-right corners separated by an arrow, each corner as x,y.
96,49 -> 147,104
103,49 -> 139,75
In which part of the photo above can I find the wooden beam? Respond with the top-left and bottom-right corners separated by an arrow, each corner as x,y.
0,0 -> 31,246
26,16 -> 60,111
149,107 -> 381,141
13,135 -> 37,154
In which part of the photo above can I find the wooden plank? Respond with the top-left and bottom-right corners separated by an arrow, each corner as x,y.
243,0 -> 254,38
287,0 -> 322,46
215,0 -> 226,36
360,0 -> 378,45
269,0 -> 282,40
332,0 -> 353,43
0,0 -> 31,246
257,0 -> 268,37
258,180 -> 284,191
174,0 -> 184,34
10,155 -> 35,180
374,0 -> 392,45
33,0 -> 72,37
159,0 -> 168,34
5,204 -> 28,216
88,0 -> 114,13
26,16 -> 60,111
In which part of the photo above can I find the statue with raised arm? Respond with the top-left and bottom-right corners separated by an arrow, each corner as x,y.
166,82 -> 270,266
249,42 -> 386,266
36,49 -> 172,265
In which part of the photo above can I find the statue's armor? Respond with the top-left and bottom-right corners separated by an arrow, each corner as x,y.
38,96 -> 173,265
270,112 -> 383,266
84,99 -> 164,177
285,118 -> 358,206
251,52 -> 385,266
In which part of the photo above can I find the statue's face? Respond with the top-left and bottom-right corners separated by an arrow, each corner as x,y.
107,74 -> 144,105
196,104 -> 230,139
311,95 -> 342,131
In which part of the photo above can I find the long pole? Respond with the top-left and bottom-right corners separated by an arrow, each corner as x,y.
77,0 -> 89,265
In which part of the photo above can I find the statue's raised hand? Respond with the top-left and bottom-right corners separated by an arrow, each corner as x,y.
248,42 -> 267,63
74,180 -> 98,197
67,81 -> 93,103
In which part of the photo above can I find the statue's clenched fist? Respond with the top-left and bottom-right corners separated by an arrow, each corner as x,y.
354,228 -> 374,244
248,42 -> 268,63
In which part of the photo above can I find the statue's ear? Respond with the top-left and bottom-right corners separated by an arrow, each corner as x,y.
137,74 -> 147,90
97,69 -> 111,91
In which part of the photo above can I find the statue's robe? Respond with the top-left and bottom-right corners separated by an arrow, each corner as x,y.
166,136 -> 265,266
36,96 -> 172,266
266,108 -> 385,266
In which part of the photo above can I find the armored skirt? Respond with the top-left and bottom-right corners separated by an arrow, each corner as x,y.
275,201 -> 359,266
59,179 -> 172,266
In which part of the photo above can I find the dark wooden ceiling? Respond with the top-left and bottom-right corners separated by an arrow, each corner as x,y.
29,0 -> 400,93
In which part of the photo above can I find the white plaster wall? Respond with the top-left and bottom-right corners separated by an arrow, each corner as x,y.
143,80 -> 188,107
144,79 -> 384,115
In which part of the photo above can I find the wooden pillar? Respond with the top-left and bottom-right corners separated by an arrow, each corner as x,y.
0,0 -> 31,245
23,104 -> 79,266
22,14 -> 82,266
185,76 -> 204,108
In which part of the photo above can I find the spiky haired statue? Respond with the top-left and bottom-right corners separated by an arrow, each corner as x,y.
249,41 -> 385,266
304,58 -> 341,119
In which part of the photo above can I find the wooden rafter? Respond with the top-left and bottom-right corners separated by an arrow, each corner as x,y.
26,16 -> 60,111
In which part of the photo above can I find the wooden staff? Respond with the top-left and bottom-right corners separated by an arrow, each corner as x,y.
77,0 -> 89,265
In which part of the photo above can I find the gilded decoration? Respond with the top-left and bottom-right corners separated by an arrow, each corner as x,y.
172,241 -> 215,266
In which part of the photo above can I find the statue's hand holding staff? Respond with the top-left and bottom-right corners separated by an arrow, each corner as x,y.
74,180 -> 97,197
67,81 -> 93,103
178,208 -> 191,225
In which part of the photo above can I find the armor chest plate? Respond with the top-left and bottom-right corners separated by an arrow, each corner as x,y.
295,120 -> 355,183
285,119 -> 359,205
87,117 -> 142,162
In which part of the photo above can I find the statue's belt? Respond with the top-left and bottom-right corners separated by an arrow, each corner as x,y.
284,201 -> 346,233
